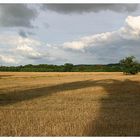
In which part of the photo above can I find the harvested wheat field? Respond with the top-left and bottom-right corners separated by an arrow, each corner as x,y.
0,72 -> 140,136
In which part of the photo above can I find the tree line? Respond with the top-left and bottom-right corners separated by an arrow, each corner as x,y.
0,63 -> 123,72
0,56 -> 140,74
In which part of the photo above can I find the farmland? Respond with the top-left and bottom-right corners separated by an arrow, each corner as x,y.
0,72 -> 140,136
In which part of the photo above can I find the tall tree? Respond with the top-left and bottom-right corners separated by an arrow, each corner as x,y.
119,56 -> 139,75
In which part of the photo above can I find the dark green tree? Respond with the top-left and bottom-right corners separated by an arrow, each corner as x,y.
64,63 -> 74,72
119,56 -> 139,75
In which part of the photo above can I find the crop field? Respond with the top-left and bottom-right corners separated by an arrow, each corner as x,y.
0,72 -> 140,136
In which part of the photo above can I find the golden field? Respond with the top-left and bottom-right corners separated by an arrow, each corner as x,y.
0,72 -> 140,136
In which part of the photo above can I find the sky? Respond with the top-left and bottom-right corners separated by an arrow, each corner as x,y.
0,4 -> 140,66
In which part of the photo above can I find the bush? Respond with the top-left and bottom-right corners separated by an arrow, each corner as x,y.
119,56 -> 139,75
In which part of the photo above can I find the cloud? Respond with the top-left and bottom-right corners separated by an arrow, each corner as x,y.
27,31 -> 36,36
60,15 -> 140,64
42,4 -> 138,14
0,34 -> 67,65
18,30 -> 36,37
13,37 -> 46,59
16,45 -> 43,59
0,4 -> 37,28
0,34 -> 46,61
1,15 -> 140,65
43,22 -> 50,28
62,16 -> 140,51
18,30 -> 27,38
0,55 -> 17,64
120,16 -> 140,39
62,32 -> 116,51
44,44 -> 69,62
0,34 -> 41,47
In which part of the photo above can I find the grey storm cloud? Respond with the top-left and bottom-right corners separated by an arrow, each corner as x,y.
18,29 -> 36,38
18,30 -> 27,38
0,4 -> 37,28
18,30 -> 36,38
42,4 -> 138,14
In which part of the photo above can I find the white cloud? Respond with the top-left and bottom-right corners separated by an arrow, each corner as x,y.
63,32 -> 115,51
62,16 -> 140,51
120,16 -> 140,39
0,34 -> 52,65
0,35 -> 41,47
0,55 -> 17,64
16,45 -> 43,59
0,34 -> 46,60
14,36 -> 44,59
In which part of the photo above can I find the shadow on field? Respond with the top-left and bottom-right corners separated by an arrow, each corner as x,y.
84,79 -> 140,136
0,78 -> 140,136
0,79 -> 104,106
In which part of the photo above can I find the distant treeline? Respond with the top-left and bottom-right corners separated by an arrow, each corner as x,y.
0,63 -> 136,72
0,63 -> 140,72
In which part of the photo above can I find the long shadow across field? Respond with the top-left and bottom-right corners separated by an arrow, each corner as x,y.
84,79 -> 140,136
0,78 -> 140,136
0,79 -> 106,106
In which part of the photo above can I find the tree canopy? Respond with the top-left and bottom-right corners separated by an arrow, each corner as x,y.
119,56 -> 139,75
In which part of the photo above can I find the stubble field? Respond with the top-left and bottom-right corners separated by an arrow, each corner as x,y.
0,72 -> 140,136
